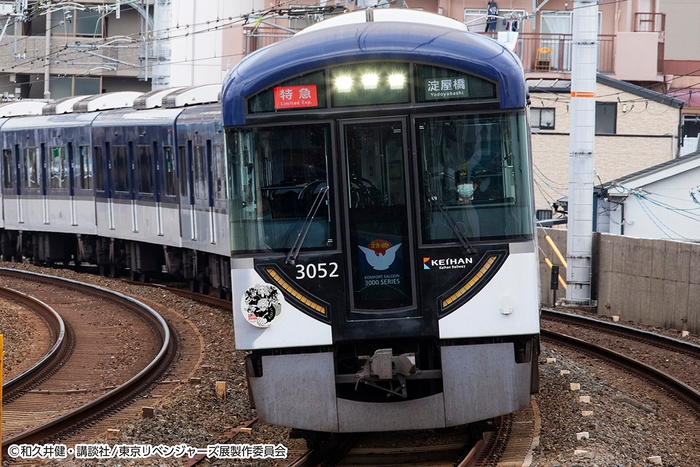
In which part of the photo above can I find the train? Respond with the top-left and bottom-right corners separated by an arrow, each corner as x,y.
0,86 -> 230,294
0,9 -> 540,447
223,9 -> 540,446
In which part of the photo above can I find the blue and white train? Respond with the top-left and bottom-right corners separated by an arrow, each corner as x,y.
223,10 -> 540,445
0,86 -> 230,294
0,9 -> 540,445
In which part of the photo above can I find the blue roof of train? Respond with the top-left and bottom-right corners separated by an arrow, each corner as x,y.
222,20 -> 525,126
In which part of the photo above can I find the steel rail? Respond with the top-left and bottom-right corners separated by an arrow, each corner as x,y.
1,287 -> 69,401
541,314 -> 700,413
542,308 -> 700,357
0,268 -> 177,456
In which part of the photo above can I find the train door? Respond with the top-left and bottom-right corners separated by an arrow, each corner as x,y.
340,118 -> 418,317
40,143 -> 49,224
66,142 -> 76,225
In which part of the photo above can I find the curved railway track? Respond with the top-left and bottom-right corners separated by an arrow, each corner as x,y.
1,268 -> 177,457
1,287 -> 71,402
541,308 -> 700,414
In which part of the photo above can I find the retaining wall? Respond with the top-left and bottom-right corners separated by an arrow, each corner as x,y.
537,229 -> 700,334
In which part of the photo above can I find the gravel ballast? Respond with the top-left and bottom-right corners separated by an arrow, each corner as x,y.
3,264 -> 700,466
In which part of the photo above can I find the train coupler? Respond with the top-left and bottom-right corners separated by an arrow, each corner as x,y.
354,349 -> 416,398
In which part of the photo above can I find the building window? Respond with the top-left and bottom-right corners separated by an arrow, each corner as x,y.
50,76 -> 101,100
531,107 -> 555,130
51,8 -> 103,36
596,102 -> 617,135
464,9 -> 525,33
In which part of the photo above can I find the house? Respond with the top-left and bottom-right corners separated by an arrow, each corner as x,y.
0,1 -> 697,102
595,150 -> 700,241
530,75 -> 685,213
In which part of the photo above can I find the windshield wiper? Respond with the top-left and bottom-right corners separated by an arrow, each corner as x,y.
426,188 -> 477,255
285,184 -> 330,265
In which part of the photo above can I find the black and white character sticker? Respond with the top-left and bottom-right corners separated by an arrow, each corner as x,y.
242,283 -> 283,328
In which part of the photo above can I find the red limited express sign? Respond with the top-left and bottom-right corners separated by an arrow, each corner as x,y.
273,84 -> 318,109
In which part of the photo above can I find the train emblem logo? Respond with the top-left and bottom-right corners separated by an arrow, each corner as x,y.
241,284 -> 284,328
358,239 -> 401,271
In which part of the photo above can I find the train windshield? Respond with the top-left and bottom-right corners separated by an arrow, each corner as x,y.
227,124 -> 334,253
417,113 -> 533,243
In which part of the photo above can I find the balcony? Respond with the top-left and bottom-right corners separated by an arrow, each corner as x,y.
243,26 -> 616,75
480,32 -> 616,75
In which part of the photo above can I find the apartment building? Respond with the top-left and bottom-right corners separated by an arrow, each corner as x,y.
1,0 -> 696,214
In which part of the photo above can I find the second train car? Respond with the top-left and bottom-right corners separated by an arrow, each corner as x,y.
222,9 -> 540,444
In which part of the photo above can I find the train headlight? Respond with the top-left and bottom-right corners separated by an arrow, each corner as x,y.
335,76 -> 353,93
388,73 -> 405,90
241,283 -> 284,328
361,73 -> 379,90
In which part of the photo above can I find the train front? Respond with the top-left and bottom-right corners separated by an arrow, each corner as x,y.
221,11 -> 540,440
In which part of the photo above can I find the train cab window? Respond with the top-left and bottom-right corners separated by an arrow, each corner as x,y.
49,147 -> 68,189
227,123 -> 334,252
3,149 -> 13,189
178,145 -> 188,197
193,145 -> 207,199
163,146 -> 176,196
137,145 -> 153,194
417,114 -> 533,243
24,148 -> 40,189
79,146 -> 92,190
113,145 -> 129,193
94,146 -> 104,191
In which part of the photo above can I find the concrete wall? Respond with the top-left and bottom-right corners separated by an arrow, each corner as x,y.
538,228 -> 700,334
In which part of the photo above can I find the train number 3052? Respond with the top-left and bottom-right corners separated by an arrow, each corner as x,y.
295,262 -> 340,280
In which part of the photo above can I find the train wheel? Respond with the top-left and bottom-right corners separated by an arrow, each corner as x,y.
304,432 -> 332,451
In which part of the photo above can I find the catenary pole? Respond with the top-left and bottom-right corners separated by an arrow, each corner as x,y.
566,0 -> 598,305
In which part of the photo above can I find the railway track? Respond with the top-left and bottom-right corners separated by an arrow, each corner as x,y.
1,268 -> 177,457
283,407 -> 539,467
541,308 -> 700,413
1,287 -> 71,403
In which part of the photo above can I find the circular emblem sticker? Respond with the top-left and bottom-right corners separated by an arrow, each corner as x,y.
241,283 -> 283,328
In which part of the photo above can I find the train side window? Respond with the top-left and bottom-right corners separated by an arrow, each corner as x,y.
113,145 -> 129,193
163,145 -> 176,196
178,145 -> 188,197
194,144 -> 207,199
137,145 -> 153,194
3,149 -> 13,189
214,144 -> 226,199
94,146 -> 104,191
79,146 -> 92,190
49,146 -> 67,189
24,147 -> 40,189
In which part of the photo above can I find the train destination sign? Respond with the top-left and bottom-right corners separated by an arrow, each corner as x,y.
423,78 -> 468,100
274,84 -> 318,109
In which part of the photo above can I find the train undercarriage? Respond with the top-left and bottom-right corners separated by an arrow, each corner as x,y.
0,229 -> 231,298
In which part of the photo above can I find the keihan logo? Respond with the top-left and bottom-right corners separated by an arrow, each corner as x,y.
423,257 -> 430,270
359,238 -> 401,271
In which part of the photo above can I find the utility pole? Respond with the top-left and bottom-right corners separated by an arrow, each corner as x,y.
44,4 -> 51,99
565,0 -> 598,305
